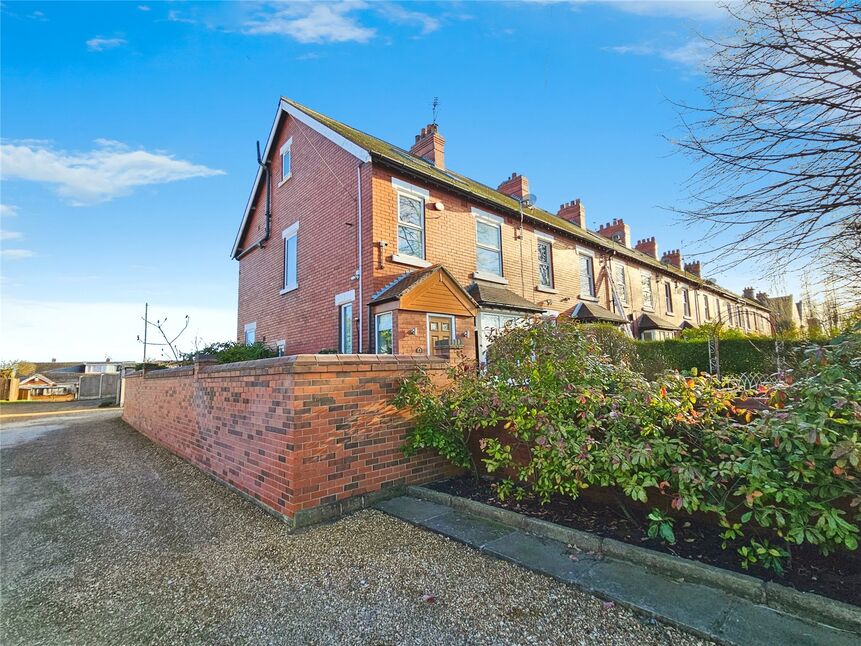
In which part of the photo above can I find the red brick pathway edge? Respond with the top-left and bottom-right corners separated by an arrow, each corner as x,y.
122,354 -> 459,528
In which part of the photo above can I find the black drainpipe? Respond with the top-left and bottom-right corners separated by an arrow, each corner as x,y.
235,140 -> 271,260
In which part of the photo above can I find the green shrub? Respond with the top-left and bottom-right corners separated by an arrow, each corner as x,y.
183,341 -> 278,364
396,319 -> 861,572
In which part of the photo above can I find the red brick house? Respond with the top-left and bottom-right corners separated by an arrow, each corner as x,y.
232,98 -> 771,360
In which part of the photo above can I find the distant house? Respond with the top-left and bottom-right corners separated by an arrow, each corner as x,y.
17,374 -> 75,401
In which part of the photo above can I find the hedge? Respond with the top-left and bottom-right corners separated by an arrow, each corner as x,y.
635,339 -> 806,377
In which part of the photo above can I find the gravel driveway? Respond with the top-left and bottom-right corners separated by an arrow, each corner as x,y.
0,412 -> 712,645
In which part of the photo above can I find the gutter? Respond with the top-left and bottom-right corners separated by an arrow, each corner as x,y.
235,140 -> 272,260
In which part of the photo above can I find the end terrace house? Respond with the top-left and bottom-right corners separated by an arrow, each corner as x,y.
232,98 -> 771,360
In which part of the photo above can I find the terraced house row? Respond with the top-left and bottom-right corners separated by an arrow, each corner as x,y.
232,98 -> 771,362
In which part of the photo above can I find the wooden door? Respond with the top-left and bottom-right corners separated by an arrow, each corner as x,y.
428,315 -> 453,351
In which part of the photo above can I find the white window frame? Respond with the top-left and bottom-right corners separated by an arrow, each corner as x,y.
477,310 -> 524,364
473,209 -> 504,280
281,221 -> 299,294
664,281 -> 674,315
425,313 -> 456,354
640,271 -> 654,311
536,236 -> 554,289
339,302 -> 354,353
279,137 -> 293,185
275,340 -> 286,356
394,181 -> 427,262
682,288 -> 691,318
375,311 -> 394,354
243,322 -> 256,345
578,248 -> 597,300
703,295 -> 711,320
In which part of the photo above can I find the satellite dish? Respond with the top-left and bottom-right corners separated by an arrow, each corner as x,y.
522,193 -> 538,208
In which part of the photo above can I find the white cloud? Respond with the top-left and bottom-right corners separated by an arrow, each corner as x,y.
0,140 -> 225,205
0,300 -> 236,361
243,1 -> 376,44
376,2 -> 440,35
167,9 -> 196,24
605,38 -> 712,68
86,36 -> 127,52
607,1 -> 731,21
2,249 -> 35,260
137,5 -> 151,11
0,204 -> 19,218
1,230 -> 23,240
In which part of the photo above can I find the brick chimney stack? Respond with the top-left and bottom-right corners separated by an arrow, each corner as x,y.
498,172 -> 529,199
661,249 -> 683,269
557,199 -> 585,228
635,237 -> 658,259
410,123 -> 445,169
756,291 -> 769,303
597,218 -> 631,248
684,261 -> 701,277
743,287 -> 755,299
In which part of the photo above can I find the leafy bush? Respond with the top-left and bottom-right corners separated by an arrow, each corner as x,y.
397,319 -> 861,573
183,341 -> 278,364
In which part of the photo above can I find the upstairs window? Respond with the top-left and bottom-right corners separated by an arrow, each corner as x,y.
537,240 -> 553,288
280,137 -> 292,183
682,288 -> 691,317
641,273 -> 654,310
579,254 -> 596,298
282,222 -> 299,293
475,217 -> 503,276
614,265 -> 628,304
726,302 -> 733,325
704,295 -> 711,320
664,282 -> 674,314
397,193 -> 425,259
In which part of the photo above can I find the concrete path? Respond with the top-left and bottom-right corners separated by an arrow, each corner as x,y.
376,495 -> 858,646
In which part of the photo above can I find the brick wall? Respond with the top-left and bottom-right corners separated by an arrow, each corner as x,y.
122,355 -> 456,527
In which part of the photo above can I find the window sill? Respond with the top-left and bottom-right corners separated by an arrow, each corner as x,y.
642,306 -> 655,313
278,173 -> 292,188
391,254 -> 431,269
535,285 -> 558,294
473,271 -> 508,285
579,294 -> 599,302
280,284 -> 298,295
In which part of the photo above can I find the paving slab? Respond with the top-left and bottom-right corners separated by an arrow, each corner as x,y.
422,509 -> 516,547
373,496 -> 450,523
717,598 -> 859,646
483,531 -> 600,585
580,558 -> 734,635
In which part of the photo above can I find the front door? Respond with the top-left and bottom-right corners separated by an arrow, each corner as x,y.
428,315 -> 453,353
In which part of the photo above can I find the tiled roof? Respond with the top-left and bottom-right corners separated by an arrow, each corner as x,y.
370,266 -> 439,304
570,301 -> 628,324
466,283 -> 545,313
369,264 -> 477,307
281,97 -> 766,310
637,312 -> 679,331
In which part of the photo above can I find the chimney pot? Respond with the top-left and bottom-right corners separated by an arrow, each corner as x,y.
661,249 -> 683,268
410,123 -> 446,169
596,217 -> 630,247
557,198 -> 585,228
498,172 -> 530,199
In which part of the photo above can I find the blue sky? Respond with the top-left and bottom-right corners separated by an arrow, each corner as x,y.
1,1 -> 788,361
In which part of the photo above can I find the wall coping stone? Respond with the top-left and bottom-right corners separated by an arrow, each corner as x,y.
125,353 -> 448,379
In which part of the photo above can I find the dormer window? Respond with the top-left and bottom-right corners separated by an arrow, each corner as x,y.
280,137 -> 292,184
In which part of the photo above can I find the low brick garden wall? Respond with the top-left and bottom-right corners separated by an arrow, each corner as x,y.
122,355 -> 457,527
